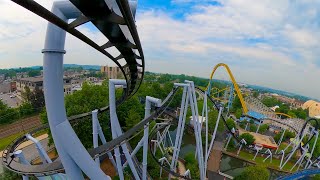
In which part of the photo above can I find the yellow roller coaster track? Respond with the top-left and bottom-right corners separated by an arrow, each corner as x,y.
207,63 -> 249,114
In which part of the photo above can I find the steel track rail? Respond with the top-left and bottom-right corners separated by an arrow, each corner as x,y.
2,87 -> 179,176
12,0 -> 144,97
195,87 -> 318,156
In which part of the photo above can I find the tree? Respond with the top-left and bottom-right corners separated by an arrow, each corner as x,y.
41,81 -> 111,148
0,100 -> 18,124
239,133 -> 255,145
208,109 -> 224,132
253,91 -> 259,98
28,70 -> 41,77
226,118 -> 236,129
258,124 -> 269,133
184,153 -> 200,179
21,86 -> 32,102
249,124 -> 257,132
234,165 -> 270,180
29,87 -> 45,111
235,108 -> 242,119
125,109 -> 142,131
261,97 -> 280,107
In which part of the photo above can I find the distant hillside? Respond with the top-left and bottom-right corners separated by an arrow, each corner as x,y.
26,64 -> 101,70
63,64 -> 100,70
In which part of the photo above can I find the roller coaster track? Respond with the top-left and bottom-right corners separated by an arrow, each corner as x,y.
12,0 -> 144,99
146,87 -> 309,180
3,0 -> 148,177
207,63 -> 248,114
2,87 -> 179,176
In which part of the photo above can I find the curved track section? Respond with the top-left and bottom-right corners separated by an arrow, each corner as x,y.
12,0 -> 144,98
2,87 -> 179,176
196,87 -> 316,156
206,63 -> 248,113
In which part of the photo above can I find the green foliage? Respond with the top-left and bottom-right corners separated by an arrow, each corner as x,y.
208,109 -> 224,132
28,70 -> 41,77
312,174 -> 320,180
232,96 -> 242,110
0,169 -> 21,180
261,97 -> 281,107
239,133 -> 255,145
253,91 -> 259,98
0,101 -> 18,124
226,118 -> 236,129
288,108 -> 308,119
258,124 -> 269,133
235,108 -> 242,119
274,130 -> 296,143
22,86 -> 44,112
239,121 -> 247,129
249,124 -> 257,132
125,109 -> 142,131
308,135 -> 320,158
184,153 -> 200,179
234,165 -> 270,180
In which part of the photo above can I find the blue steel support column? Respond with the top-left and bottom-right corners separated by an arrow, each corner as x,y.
92,110 -> 100,165
187,82 -> 205,180
25,134 -> 51,164
171,83 -> 188,172
207,107 -> 223,162
96,116 -> 116,168
42,1 -> 109,179
13,150 -> 30,180
143,96 -> 162,180
109,79 -> 140,180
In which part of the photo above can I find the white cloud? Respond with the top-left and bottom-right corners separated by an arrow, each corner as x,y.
0,0 -> 319,99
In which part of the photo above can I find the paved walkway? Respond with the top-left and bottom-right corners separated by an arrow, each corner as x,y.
177,159 -> 186,179
207,141 -> 224,172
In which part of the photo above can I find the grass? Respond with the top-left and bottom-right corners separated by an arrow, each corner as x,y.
237,150 -> 296,172
0,129 -> 47,151
0,132 -> 24,151
277,142 -> 293,153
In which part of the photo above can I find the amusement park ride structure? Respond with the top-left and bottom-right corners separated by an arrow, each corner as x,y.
2,0 -> 320,180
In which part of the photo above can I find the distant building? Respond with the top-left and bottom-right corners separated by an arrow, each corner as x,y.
0,74 -> 5,83
0,81 -> 16,93
16,76 -> 72,96
100,65 -> 120,79
292,100 -> 304,109
16,77 -> 43,97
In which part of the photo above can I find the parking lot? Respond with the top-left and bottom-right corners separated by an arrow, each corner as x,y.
0,93 -> 22,108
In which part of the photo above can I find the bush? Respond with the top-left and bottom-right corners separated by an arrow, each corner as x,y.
184,153 -> 200,179
226,118 -> 236,129
249,124 -> 257,132
258,124 -> 269,133
239,121 -> 247,129
239,133 -> 255,145
234,165 -> 270,180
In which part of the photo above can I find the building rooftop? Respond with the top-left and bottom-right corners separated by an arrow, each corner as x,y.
19,76 -> 43,83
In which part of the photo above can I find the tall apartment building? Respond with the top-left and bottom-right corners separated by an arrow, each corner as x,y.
100,65 -> 121,79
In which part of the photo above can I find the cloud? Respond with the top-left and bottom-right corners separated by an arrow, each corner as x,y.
136,0 -> 320,99
0,0 -> 319,99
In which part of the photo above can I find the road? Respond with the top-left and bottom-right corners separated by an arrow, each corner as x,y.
0,93 -> 22,108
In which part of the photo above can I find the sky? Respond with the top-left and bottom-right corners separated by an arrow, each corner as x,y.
0,0 -> 319,99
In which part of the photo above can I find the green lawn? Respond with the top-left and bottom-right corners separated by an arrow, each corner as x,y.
277,142 -> 293,153
0,130 -> 47,151
0,132 -> 24,151
238,150 -> 296,172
